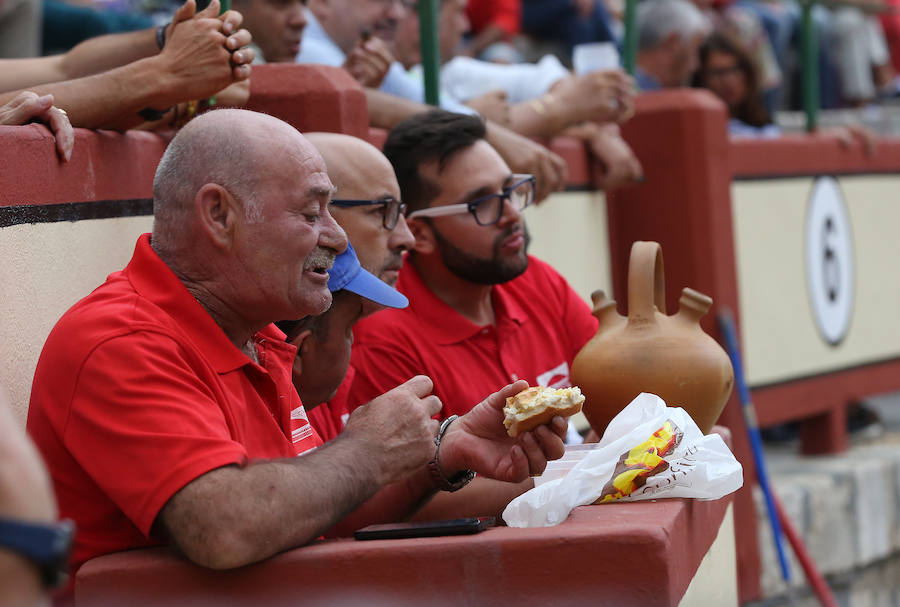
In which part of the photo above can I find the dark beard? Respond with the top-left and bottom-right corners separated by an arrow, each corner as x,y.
431,222 -> 531,285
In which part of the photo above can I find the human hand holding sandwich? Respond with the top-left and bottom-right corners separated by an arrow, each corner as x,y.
439,381 -> 569,482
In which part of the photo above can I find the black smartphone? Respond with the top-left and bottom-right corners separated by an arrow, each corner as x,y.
354,517 -> 495,541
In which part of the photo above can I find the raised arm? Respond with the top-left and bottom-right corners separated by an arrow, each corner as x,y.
0,0 -> 251,94
364,88 -> 567,202
0,388 -> 58,607
325,381 -> 566,537
0,0 -> 253,130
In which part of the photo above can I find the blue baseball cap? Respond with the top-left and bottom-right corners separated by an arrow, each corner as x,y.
327,242 -> 408,309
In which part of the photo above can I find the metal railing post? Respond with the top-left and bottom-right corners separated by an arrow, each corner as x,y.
623,0 -> 638,75
801,0 -> 819,132
418,0 -> 441,106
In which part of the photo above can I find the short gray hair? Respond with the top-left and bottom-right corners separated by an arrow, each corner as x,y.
152,112 -> 259,253
638,0 -> 709,51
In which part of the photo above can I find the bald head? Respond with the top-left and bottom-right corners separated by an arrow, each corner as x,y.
152,110 -> 326,255
149,109 -> 346,340
305,132 -> 414,287
305,133 -> 395,196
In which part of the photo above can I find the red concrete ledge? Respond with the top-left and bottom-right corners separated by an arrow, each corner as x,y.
75,496 -> 731,607
0,126 -> 166,206
731,134 -> 900,178
247,64 -> 368,139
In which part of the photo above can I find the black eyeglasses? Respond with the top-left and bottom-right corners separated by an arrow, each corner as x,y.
406,174 -> 535,226
330,197 -> 408,230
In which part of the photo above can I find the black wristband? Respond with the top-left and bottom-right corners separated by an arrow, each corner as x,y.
138,106 -> 172,122
156,23 -> 167,50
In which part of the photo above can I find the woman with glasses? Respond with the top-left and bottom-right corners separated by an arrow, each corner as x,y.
691,32 -> 780,137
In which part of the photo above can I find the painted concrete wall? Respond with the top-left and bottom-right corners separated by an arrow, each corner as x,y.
680,503 -> 738,606
526,190 -> 612,305
732,175 -> 900,387
0,217 -> 154,426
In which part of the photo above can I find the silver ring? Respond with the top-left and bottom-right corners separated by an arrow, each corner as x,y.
56,108 -> 68,116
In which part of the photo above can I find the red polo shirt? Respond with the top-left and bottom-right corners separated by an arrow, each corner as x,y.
306,366 -> 356,443
348,256 -> 598,419
27,234 -> 322,574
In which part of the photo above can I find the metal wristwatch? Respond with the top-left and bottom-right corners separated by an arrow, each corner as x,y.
0,518 -> 75,589
428,415 -> 475,492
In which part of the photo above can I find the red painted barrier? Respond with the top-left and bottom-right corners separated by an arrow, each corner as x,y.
75,497 -> 732,607
608,90 -> 761,601
0,126 -> 165,207
610,89 -> 900,601
22,73 -> 895,606
247,64 -> 368,139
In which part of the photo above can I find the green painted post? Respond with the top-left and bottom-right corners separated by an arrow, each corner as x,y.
623,0 -> 638,75
801,0 -> 819,132
418,0 -> 441,106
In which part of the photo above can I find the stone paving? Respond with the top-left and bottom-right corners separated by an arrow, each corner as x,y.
746,392 -> 900,606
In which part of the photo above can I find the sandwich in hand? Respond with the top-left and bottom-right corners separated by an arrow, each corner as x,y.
503,386 -> 585,438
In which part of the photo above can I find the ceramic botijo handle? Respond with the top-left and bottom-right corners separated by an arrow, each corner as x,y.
627,241 -> 666,321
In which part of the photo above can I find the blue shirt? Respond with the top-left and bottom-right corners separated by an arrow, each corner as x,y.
635,67 -> 661,92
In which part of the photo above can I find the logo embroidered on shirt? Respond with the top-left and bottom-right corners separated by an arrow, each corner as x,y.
292,424 -> 314,443
537,361 -> 570,389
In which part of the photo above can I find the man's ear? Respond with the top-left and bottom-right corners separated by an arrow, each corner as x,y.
195,184 -> 240,249
407,218 -> 437,254
287,329 -> 313,383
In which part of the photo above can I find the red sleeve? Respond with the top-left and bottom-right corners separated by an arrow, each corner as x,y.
467,0 -> 521,36
63,332 -> 247,536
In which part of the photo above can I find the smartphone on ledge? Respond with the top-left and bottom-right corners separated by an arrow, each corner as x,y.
354,517 -> 496,541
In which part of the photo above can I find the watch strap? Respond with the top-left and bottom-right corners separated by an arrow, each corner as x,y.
0,518 -> 74,589
428,415 -> 475,492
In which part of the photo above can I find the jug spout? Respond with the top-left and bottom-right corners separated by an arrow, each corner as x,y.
676,288 -> 713,324
590,289 -> 622,330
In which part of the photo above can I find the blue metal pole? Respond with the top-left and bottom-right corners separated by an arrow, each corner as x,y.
717,309 -> 792,583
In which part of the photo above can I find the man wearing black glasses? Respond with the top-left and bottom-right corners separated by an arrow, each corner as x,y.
290,129 -> 560,520
348,110 -> 598,444
305,132 -> 414,290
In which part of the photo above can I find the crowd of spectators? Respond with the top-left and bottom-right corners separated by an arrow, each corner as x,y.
463,0 -> 900,110
3,0 -> 890,150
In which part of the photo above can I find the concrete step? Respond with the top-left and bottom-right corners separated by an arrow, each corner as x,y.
748,392 -> 900,605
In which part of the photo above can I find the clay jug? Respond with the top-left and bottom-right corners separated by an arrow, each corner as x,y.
571,241 -> 734,436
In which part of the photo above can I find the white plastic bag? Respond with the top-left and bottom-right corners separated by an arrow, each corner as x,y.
502,393 -> 743,528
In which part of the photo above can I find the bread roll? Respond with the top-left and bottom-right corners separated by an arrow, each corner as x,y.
503,386 -> 585,438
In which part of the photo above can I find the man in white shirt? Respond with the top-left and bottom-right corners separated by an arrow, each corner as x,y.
235,0 -> 568,202
298,0 -> 477,115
